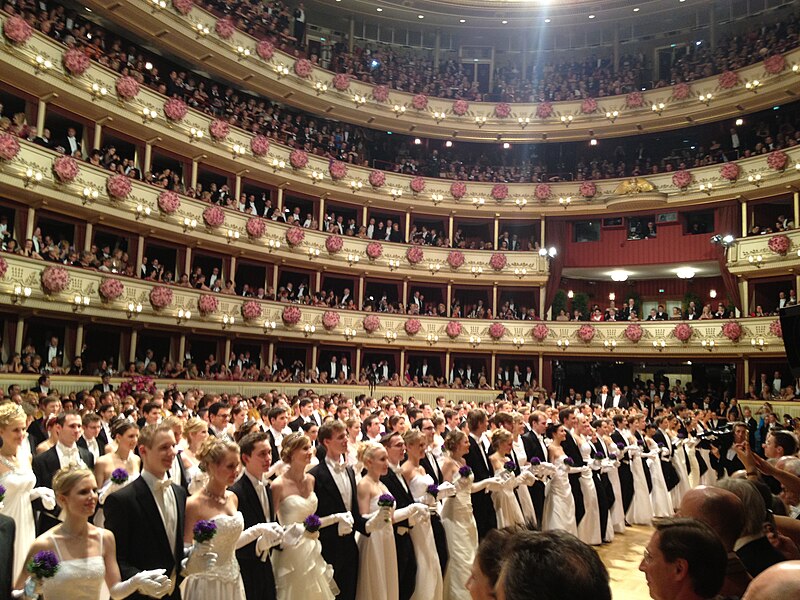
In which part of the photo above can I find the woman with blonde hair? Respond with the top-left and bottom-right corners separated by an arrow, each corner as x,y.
181,417 -> 209,492
487,428 -> 525,528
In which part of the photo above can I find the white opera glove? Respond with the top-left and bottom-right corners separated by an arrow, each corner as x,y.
280,523 -> 305,549
470,476 -> 503,493
319,512 -> 353,535
436,481 -> 456,500
97,480 -> 121,506
236,522 -> 283,550
365,508 -> 392,534
337,512 -> 354,536
181,542 -> 218,576
110,569 -> 171,599
408,502 -> 430,526
253,524 -> 285,561
567,465 -> 589,475
660,447 -> 670,457
515,471 -> 536,486
394,503 -> 428,526
30,487 -> 56,511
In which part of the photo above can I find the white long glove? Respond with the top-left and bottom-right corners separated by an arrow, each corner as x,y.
590,460 -> 603,471
319,512 -> 354,535
181,543 -> 218,576
236,522 -> 284,551
280,523 -> 305,549
515,471 -> 536,486
30,487 -> 56,511
97,480 -> 121,506
660,447 -> 671,458
365,508 -> 392,534
567,465 -> 590,475
393,503 -> 428,526
436,481 -> 456,500
109,569 -> 172,599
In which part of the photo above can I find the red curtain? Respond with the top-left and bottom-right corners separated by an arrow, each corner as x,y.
715,204 -> 742,310
544,220 -> 567,314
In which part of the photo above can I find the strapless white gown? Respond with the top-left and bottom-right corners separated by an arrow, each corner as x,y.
182,513 -> 246,600
626,446 -> 654,525
0,463 -> 36,579
441,472 -> 478,600
273,493 -> 338,600
605,458 -> 626,533
408,474 -> 443,600
355,493 -> 398,600
41,530 -> 105,600
542,455 -> 577,536
645,442 -> 674,519
490,468 -> 525,529
577,442 -> 602,546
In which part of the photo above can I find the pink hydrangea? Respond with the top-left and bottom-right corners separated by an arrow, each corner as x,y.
580,97 -> 598,114
535,102 -> 553,119
363,314 -> 381,333
202,205 -> 225,228
718,71 -> 739,89
115,76 -> 140,100
215,18 -> 235,40
625,91 -> 644,108
770,319 -> 782,338
624,324 -> 644,343
673,323 -> 693,342
294,58 -> 313,78
0,133 -> 21,161
106,174 -> 132,200
41,266 -> 70,294
3,15 -> 33,44
488,322 -> 506,340
209,119 -> 230,141
332,73 -> 350,91
325,235 -> 343,253
579,181 -> 597,198
768,234 -> 791,255
532,323 -> 549,341
366,242 -> 383,259
404,318 -> 422,336
322,310 -> 340,330
489,253 -> 507,271
722,321 -> 742,342
446,321 -> 462,338
63,48 -> 90,76
450,181 -> 467,199
495,103 -> 511,118
672,170 -> 693,189
286,225 -> 305,246
98,278 -> 124,301
163,97 -> 188,121
672,82 -> 691,100
764,55 -> 786,74
0,257 -> 6,279
406,246 -> 424,264
368,170 -> 386,188
372,85 -> 389,103
289,149 -> 309,169
198,294 -> 219,315
251,135 -> 270,157
157,191 -> 180,214
447,250 -> 465,269
535,183 -> 551,201
256,39 -> 274,61
149,285 -> 173,309
329,161 -> 348,180
491,184 -> 508,200
172,0 -> 194,15
720,162 -> 740,181
241,300 -> 262,320
410,177 -> 426,193
767,150 -> 789,171
53,156 -> 79,183
246,217 -> 266,238
412,94 -> 428,110
578,324 -> 596,342
452,100 -> 469,116
282,305 -> 302,325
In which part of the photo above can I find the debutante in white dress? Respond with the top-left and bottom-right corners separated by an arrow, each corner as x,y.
355,493 -> 398,600
490,466 -> 525,529
41,529 -> 105,600
0,456 -> 36,579
577,441 -> 602,546
182,513 -> 247,600
511,439 -> 537,526
603,451 -> 626,534
625,442 -> 654,525
441,470 -> 478,600
670,437 -> 691,507
408,473 -> 444,600
542,455 -> 577,536
644,439 -> 673,518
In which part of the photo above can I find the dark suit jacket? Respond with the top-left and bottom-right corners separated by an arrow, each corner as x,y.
380,468 -> 418,600
465,435 -> 497,539
26,418 -> 48,448
604,395 -> 629,410
561,430 -> 586,523
520,430 -> 547,523
104,476 -> 187,600
736,536 -> 787,577
288,416 -> 305,432
0,514 -> 15,600
77,435 -> 106,458
652,430 -> 680,490
32,445 -> 95,533
265,430 -> 281,465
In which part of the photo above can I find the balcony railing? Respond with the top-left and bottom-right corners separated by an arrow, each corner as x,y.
727,229 -> 800,275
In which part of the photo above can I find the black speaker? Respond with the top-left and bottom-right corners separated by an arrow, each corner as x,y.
779,305 -> 800,378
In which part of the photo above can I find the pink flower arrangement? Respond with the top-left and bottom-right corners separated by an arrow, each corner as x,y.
624,323 -> 644,343
294,58 -> 313,78
720,162 -> 740,181
256,39 -> 274,60
368,170 -> 386,188
241,300 -> 262,320
289,149 -> 309,169
447,250 -> 465,269
115,76 -> 140,101
197,294 -> 219,315
412,94 -> 428,110
157,191 -> 180,214
322,310 -> 340,330
404,318 -> 422,336
282,305 -> 302,325
625,91 -> 644,108
325,235 -> 343,253
535,183 -> 551,201
532,323 -> 549,341
62,48 -> 90,76
366,241 -> 383,259
53,156 -> 79,183
98,278 -> 124,301
215,18 -> 235,40
332,73 -> 350,91
118,375 -> 156,397
172,0 -> 194,15
489,253 -> 507,271
770,319 -> 782,338
672,169 -> 693,189
722,321 -> 742,342
202,205 -> 225,228
450,181 -> 467,199
149,286 -> 173,309
578,324 -> 596,342
209,119 -> 230,141
0,257 -> 6,279
372,85 -> 389,102
488,322 -> 506,340
768,234 -> 791,255
767,150 -> 789,171
580,97 -> 598,114
764,54 -> 786,74
672,82 -> 691,100
0,133 -> 20,161
406,246 -> 424,264
41,266 -> 70,294
718,71 -> 739,89
495,103 -> 511,118
491,184 -> 508,200
246,217 -> 266,238
579,181 -> 597,198
250,135 -> 270,157
535,102 -> 554,119
446,321 -> 462,338
329,161 -> 348,180
106,174 -> 132,200
286,226 -> 305,246
163,97 -> 188,122
673,323 -> 693,342
452,100 -> 469,116
410,177 -> 426,193
3,15 -> 33,44
363,314 -> 381,333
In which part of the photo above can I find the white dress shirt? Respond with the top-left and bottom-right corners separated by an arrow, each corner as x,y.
244,470 -> 272,519
325,456 -> 353,511
56,442 -> 85,469
141,470 -> 178,552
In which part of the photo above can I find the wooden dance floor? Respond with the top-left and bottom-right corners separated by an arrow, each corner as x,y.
596,525 -> 653,600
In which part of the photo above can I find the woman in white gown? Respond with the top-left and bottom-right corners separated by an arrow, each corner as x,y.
487,429 -> 526,529
355,442 -> 398,600
271,432 -> 338,600
575,418 -> 602,546
541,424 -> 577,536
643,424 -> 673,518
15,466 -> 171,599
600,423 -> 626,534
668,417 -> 691,507
440,430 -> 479,600
401,429 -> 443,600
181,418 -> 210,494
511,414 -> 537,526
625,416 -> 654,525
93,420 -> 141,528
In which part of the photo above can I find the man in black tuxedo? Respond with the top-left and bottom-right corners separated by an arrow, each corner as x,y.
91,372 -> 115,394
105,423 -> 192,600
558,408 -> 587,524
413,418 -> 450,574
77,412 -> 106,461
605,386 -> 628,410
465,409 -> 498,539
309,421 -> 368,600
710,422 -> 748,478
32,412 -> 95,534
610,414 -> 634,515
288,398 -> 314,432
27,396 -> 62,448
264,406 -> 289,465
521,411 -> 548,525
652,417 -> 680,491
230,432 -> 280,600
0,514 -> 14,600
630,416 -> 653,493
591,418 -> 617,537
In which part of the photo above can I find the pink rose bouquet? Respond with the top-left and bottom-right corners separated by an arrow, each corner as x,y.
0,133 -> 21,161
489,253 -> 507,271
0,257 -> 7,280
294,58 -> 313,78
256,40 -> 274,61
491,184 -> 508,200
446,321 -> 462,339
404,318 -> 422,336
447,250 -> 465,269
149,286 -> 173,309
332,73 -> 350,91
241,300 -> 262,320
53,156 -> 79,183
246,217 -> 266,238
672,170 -> 693,189
215,18 -> 235,40
535,102 -> 553,119
372,85 -> 389,103
368,170 -> 386,188
452,100 -> 469,116
250,135 -> 270,157
286,225 -> 305,246
535,183 -> 551,201
157,191 -> 180,214
289,149 -> 308,169
624,323 -> 644,343
63,48 -> 90,76
209,119 -> 230,141
770,319 -> 782,338
764,55 -> 786,74
532,323 -> 550,341
578,324 -> 596,342
366,242 -> 383,259
325,235 -> 343,253
720,162 -> 740,181
625,91 -> 644,108
411,94 -> 428,110
115,76 -> 140,101
163,97 -> 188,122
282,305 -> 302,325
488,322 -> 506,340
202,205 -> 225,228
673,323 -> 693,342
329,161 -> 348,180
41,266 -> 70,294
322,310 -> 340,330
579,181 -> 597,198
722,321 -> 742,342
3,16 -> 33,44
106,174 -> 132,200
450,181 -> 467,199
363,314 -> 381,333
406,246 -> 424,264
718,71 -> 739,89
410,177 -> 426,193
98,278 -> 124,301
198,294 -> 219,315
495,103 -> 511,118
767,150 -> 789,171
172,0 -> 194,15
768,234 -> 790,255
580,97 -> 598,114
672,82 -> 691,100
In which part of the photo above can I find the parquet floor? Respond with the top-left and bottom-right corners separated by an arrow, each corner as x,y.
596,525 -> 654,600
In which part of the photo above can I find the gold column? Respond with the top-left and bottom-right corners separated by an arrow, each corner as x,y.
743,358 -> 750,391
359,275 -> 365,306
229,257 -> 237,283
448,215 -> 454,242
75,324 -> 84,359
143,142 -> 153,174
739,279 -> 749,315
794,192 -> 799,229
136,235 -> 145,278
234,173 -> 242,202
400,350 -> 406,378
25,207 -> 35,240
84,222 -> 93,252
178,335 -> 186,364
445,351 -> 451,380
539,287 -> 547,320
92,122 -> 102,151
14,317 -> 24,354
362,206 -> 368,226
318,197 -> 325,231
403,280 -> 408,305
491,353 -> 497,381
493,216 -> 499,249
405,210 -> 411,243
540,218 -> 546,247
315,271 -> 321,292
447,283 -> 452,313
741,201 -> 748,238
276,188 -> 284,213
223,338 -> 231,367
36,98 -> 47,133
183,247 -> 192,278
268,342 -> 275,368
538,355 -> 544,386
355,347 -> 362,376
272,267 -> 279,291
191,158 -> 200,189
492,284 -> 498,315
311,345 -> 318,372
129,330 -> 138,362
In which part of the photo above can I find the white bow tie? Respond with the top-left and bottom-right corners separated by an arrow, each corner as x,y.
154,479 -> 173,493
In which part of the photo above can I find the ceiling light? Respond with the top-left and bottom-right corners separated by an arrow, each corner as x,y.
445,140 -> 453,147
589,14 -> 596,19
735,118 -> 743,126
590,138 -> 598,146
633,7 -> 640,12
418,14 -> 424,19
544,18 -> 551,23
503,142 -> 510,149
609,270 -> 629,282
676,267 -> 696,279
414,138 -> 421,145
376,7 -> 382,11
501,20 -> 508,24
459,19 -> 465,23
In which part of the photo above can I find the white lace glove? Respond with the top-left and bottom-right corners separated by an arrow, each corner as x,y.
365,508 -> 392,534
394,503 -> 429,526
181,543 -> 218,576
280,523 -> 305,549
30,487 -> 56,511
110,569 -> 172,599
436,481 -> 456,500
408,502 -> 430,526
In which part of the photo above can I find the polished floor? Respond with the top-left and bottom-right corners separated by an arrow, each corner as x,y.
596,525 -> 654,600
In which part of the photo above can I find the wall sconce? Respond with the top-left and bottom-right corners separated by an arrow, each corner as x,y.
71,293 -> 90,311
431,193 -> 443,205
135,204 -> 152,219
470,266 -> 483,277
388,259 -> 401,271
34,55 -> 53,71
82,187 -> 99,203
390,188 -> 403,198
236,46 -> 251,59
748,254 -> 763,267
177,308 -> 192,323
353,94 -> 367,106
194,22 -> 210,36
263,320 -> 277,331
750,337 -> 767,349
432,111 -> 446,123
183,217 -> 198,231
556,338 -> 569,349
518,117 -> 530,128
349,180 -> 363,192
605,110 -> 619,122
347,253 -> 360,266
652,339 -> 666,350
189,127 -> 204,140
794,65 -> 800,73
475,116 -> 486,127
304,324 -> 317,336
567,290 -> 574,299
469,335 -> 482,347
270,158 -> 286,170
472,197 -> 485,207
393,104 -> 406,116
603,339 -> 617,350
222,313 -> 236,328
428,262 -> 441,274
539,247 -> 558,258
90,83 -> 108,99
558,196 -> 571,208
24,168 -> 43,187
344,327 -> 357,340
651,102 -> 665,115
709,289 -> 717,299
513,268 -> 527,278
310,170 -> 324,183
560,115 -> 573,127
126,301 -> 143,318
308,247 -> 320,259
150,0 -> 167,8
699,182 -> 713,194
232,143 -> 246,158
226,229 -> 240,242
608,292 -> 616,301
514,198 -> 527,209
701,339 -> 715,350
314,81 -> 328,94
12,284 -> 32,304
267,238 -> 282,252
426,333 -> 439,345
747,173 -> 761,186
141,107 -> 159,122
385,331 -> 397,342
512,336 -> 525,348
275,64 -> 290,77
698,93 -> 713,105
745,79 -> 761,92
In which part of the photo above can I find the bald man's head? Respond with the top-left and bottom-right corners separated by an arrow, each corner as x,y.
743,561 -> 800,600
679,485 -> 744,551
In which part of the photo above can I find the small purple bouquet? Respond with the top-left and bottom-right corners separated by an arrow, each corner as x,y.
304,514 -> 322,533
0,483 -> 6,503
616,442 -> 625,450
657,442 -> 666,449
426,484 -> 439,499
27,550 -> 59,579
637,439 -> 644,447
594,450 -> 605,459
608,452 -> 618,461
564,457 -> 575,467
503,460 -> 517,473
529,457 -> 541,466
193,520 -> 217,544
110,468 -> 129,485
458,465 -> 473,478
377,493 -> 395,522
